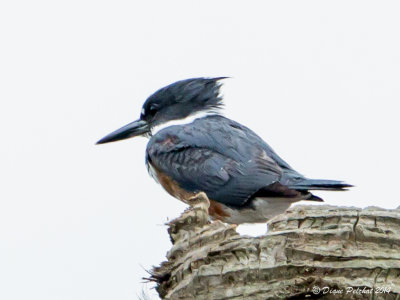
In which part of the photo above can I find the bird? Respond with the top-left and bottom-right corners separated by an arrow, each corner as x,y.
97,77 -> 351,224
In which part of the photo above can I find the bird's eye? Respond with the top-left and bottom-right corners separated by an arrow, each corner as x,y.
148,105 -> 158,115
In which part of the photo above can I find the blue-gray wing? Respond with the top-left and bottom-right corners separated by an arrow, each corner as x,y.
146,116 -> 283,206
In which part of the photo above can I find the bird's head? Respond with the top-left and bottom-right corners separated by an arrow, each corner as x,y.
96,77 -> 227,144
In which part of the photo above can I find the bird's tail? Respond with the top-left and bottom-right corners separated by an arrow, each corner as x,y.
288,179 -> 352,191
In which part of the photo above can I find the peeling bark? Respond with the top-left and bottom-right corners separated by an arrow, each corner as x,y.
149,194 -> 400,299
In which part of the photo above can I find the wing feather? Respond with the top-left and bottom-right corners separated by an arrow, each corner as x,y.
146,116 -> 283,206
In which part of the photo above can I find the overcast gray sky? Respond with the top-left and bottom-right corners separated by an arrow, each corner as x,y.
1,1 -> 399,299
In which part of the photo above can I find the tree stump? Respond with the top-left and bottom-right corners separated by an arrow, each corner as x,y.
149,194 -> 400,299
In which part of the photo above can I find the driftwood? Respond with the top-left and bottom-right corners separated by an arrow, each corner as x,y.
149,193 -> 400,299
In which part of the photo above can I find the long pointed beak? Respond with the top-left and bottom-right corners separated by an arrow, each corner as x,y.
96,119 -> 150,144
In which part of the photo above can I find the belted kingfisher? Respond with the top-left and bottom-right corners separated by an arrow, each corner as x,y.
97,77 -> 351,224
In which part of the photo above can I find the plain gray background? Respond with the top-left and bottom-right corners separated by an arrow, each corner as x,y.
1,1 -> 399,299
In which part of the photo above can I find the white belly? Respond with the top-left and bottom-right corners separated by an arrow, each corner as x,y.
222,197 -> 299,224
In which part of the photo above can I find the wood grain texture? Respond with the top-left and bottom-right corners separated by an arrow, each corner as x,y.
149,196 -> 400,300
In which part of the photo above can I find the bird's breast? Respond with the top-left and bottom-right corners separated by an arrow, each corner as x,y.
146,161 -> 196,204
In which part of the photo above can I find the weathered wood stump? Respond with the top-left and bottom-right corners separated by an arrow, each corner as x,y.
149,194 -> 400,299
